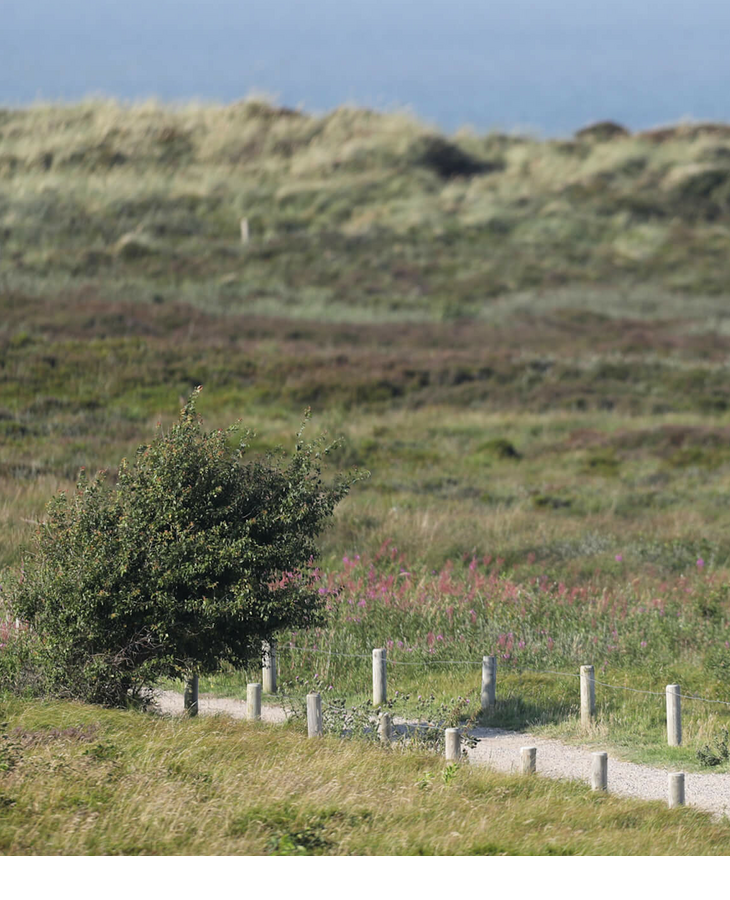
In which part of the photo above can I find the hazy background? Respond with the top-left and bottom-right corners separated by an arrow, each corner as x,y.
3,0 -> 730,135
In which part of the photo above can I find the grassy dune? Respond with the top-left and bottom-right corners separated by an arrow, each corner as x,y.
4,100 -> 730,316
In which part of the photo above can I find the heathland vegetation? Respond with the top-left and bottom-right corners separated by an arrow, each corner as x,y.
4,100 -> 730,853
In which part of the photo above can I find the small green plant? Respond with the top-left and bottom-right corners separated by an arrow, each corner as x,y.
84,741 -> 120,762
266,825 -> 331,855
416,771 -> 436,791
697,727 -> 730,767
441,762 -> 460,785
416,763 -> 460,790
7,391 -> 360,706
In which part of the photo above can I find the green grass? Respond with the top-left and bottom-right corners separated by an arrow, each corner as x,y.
1,697 -> 730,855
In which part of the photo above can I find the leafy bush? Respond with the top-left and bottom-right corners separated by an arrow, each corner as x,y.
7,390 -> 357,706
697,727 -> 730,767
408,135 -> 502,179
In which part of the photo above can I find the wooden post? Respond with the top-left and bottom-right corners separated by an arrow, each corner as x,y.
445,728 -> 461,761
481,656 -> 496,711
378,712 -> 392,744
666,684 -> 682,746
668,772 -> 685,808
591,752 -> 608,791
521,746 -> 536,775
247,683 -> 262,721
307,692 -> 323,738
240,217 -> 250,244
372,647 -> 387,706
262,641 -> 277,694
183,674 -> 199,717
580,665 -> 595,727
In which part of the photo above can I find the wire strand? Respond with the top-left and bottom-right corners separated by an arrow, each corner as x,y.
277,645 -> 730,707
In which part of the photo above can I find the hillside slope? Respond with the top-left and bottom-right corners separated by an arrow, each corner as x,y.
3,101 -> 730,320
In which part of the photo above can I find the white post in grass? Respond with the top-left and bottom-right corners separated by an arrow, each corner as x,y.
240,217 -> 250,244
481,656 -> 497,711
445,728 -> 461,761
183,674 -> 199,717
668,772 -> 685,808
580,665 -> 595,727
591,752 -> 608,791
666,684 -> 682,746
262,641 -> 277,694
307,692 -> 323,738
373,647 -> 387,706
521,746 -> 537,775
247,683 -> 262,720
378,712 -> 392,744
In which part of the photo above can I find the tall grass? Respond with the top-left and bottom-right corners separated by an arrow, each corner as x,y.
2,697 -> 730,855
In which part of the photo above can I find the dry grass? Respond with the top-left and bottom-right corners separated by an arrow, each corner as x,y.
4,99 -> 730,315
2,698 -> 730,855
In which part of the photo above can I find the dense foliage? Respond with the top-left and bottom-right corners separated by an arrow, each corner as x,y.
7,391 -> 354,705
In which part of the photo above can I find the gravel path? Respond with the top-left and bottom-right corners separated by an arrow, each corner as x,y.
468,726 -> 730,819
153,691 -> 730,819
153,689 -> 288,723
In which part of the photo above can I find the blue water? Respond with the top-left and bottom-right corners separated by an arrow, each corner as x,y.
3,0 -> 730,136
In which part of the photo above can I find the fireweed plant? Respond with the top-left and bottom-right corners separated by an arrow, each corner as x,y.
269,542 -> 730,702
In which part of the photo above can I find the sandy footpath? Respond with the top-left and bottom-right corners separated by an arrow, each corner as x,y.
468,726 -> 730,819
154,689 -> 288,723
153,691 -> 730,819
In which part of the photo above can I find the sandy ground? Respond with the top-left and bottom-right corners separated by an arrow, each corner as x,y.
154,689 -> 288,723
153,691 -> 730,819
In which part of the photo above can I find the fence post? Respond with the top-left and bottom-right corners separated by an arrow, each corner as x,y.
591,752 -> 608,791
247,683 -> 262,721
373,647 -> 387,705
307,692 -> 323,738
262,641 -> 277,694
378,712 -> 392,744
240,217 -> 250,244
481,656 -> 497,711
521,746 -> 536,775
183,674 -> 199,717
580,665 -> 595,727
666,684 -> 682,746
668,772 -> 685,808
445,728 -> 461,761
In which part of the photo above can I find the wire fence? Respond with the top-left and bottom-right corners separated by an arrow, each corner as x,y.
178,640 -> 719,809
279,643 -> 730,708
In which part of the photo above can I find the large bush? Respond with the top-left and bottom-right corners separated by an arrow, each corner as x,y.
8,391 -> 356,706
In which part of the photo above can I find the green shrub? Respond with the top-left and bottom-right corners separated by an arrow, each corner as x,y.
697,727 -> 730,767
6,390 -> 357,706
